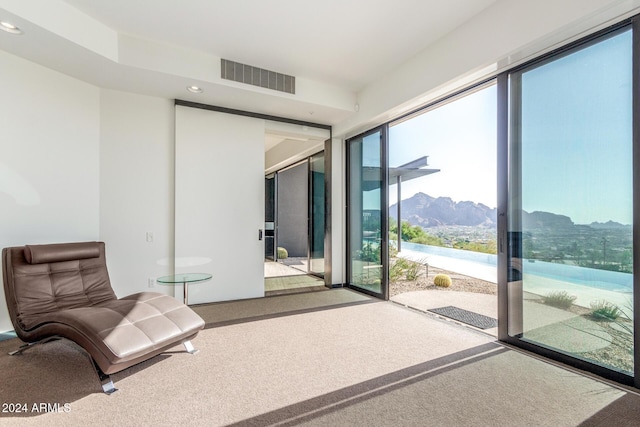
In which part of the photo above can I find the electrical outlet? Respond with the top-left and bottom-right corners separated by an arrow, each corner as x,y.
146,232 -> 154,243
148,278 -> 155,288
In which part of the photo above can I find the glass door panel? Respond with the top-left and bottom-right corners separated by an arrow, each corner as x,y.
508,28 -> 633,375
277,161 -> 309,273
348,128 -> 387,298
265,174 -> 276,261
310,152 -> 325,277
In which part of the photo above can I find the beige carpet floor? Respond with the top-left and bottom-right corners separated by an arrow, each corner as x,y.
1,288 -> 639,426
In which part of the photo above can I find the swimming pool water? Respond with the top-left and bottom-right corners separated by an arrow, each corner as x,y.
402,242 -> 632,293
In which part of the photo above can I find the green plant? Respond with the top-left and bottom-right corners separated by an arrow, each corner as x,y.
389,218 -> 444,247
541,291 -> 576,309
389,258 -> 409,281
589,299 -> 633,372
358,242 -> 381,263
610,299 -> 633,354
277,247 -> 288,259
589,300 -> 621,321
433,274 -> 451,288
453,240 -> 498,255
404,259 -> 422,281
389,257 -> 427,282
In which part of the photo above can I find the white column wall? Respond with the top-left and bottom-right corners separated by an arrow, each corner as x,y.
99,89 -> 175,298
0,51 -> 100,332
175,106 -> 265,303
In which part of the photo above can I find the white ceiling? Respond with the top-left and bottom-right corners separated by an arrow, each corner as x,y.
0,0 -> 497,127
63,0 -> 496,91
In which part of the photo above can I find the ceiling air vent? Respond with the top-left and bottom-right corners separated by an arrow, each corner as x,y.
221,59 -> 295,94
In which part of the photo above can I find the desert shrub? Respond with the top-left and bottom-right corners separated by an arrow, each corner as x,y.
389,257 -> 427,282
277,247 -> 288,259
609,299 -> 633,357
388,244 -> 399,259
541,291 -> 576,309
404,260 -> 421,281
590,300 -> 621,321
433,274 -> 451,288
389,258 -> 409,281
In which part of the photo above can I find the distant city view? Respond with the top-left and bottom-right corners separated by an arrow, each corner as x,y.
388,192 -> 496,254
388,191 -> 632,274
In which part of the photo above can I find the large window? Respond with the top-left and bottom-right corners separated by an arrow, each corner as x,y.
346,17 -> 639,387
506,27 -> 634,377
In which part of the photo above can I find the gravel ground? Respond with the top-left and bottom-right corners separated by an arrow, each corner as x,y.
390,262 -> 496,297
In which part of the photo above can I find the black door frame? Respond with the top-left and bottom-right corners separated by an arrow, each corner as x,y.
497,17 -> 640,388
346,125 -> 389,300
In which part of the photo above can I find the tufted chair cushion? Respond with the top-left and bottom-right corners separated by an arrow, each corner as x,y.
9,242 -> 116,331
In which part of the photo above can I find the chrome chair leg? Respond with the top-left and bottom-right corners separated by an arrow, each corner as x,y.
183,340 -> 199,355
8,342 -> 36,356
92,359 -> 118,394
8,336 -> 61,355
100,378 -> 118,395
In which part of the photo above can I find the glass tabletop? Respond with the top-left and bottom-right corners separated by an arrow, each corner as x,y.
156,273 -> 212,284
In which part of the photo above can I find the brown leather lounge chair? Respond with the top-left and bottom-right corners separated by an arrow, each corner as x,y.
2,241 -> 205,394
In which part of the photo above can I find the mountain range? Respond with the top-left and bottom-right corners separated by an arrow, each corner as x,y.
389,193 -> 497,228
389,192 -> 630,230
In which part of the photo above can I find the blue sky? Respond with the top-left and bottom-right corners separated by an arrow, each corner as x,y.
520,29 -> 632,225
388,85 -> 497,208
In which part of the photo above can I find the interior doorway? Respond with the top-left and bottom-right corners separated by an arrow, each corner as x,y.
264,154 -> 326,295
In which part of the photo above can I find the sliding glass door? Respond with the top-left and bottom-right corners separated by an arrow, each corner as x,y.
504,25 -> 635,381
342,12 -> 640,387
310,152 -> 325,277
347,127 -> 388,299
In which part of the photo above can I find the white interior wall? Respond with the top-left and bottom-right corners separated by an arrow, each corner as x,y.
175,106 -> 265,303
99,89 -> 175,298
0,50 -> 100,332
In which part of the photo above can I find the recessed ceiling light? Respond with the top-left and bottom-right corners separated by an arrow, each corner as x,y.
0,21 -> 23,35
186,85 -> 203,94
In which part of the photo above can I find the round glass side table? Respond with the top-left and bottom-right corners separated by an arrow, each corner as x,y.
156,273 -> 212,305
